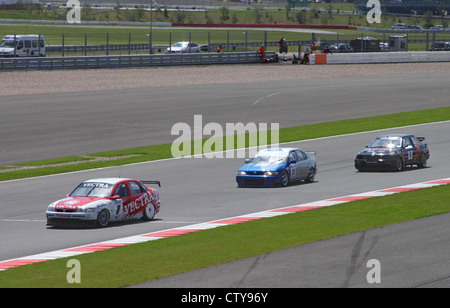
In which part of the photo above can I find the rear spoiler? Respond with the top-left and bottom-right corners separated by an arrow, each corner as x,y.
140,180 -> 161,187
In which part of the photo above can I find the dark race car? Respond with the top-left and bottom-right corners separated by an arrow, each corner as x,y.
354,134 -> 430,172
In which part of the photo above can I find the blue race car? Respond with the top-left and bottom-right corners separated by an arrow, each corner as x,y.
236,148 -> 317,187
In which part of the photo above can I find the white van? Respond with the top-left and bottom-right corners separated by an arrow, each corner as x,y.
0,35 -> 46,57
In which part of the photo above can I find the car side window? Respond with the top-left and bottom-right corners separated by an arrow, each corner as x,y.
128,181 -> 144,196
113,183 -> 128,197
295,150 -> 306,161
411,137 -> 420,147
403,137 -> 413,148
289,151 -> 298,162
138,182 -> 148,192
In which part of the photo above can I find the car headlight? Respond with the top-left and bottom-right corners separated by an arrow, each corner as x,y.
264,171 -> 278,176
238,171 -> 247,175
76,207 -> 96,213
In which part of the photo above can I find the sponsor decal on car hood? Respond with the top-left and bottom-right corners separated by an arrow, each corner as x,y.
361,147 -> 395,154
53,197 -> 107,210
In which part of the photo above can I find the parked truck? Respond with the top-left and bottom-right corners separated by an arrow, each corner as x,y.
0,35 -> 46,57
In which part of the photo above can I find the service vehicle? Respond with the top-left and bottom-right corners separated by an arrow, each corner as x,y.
165,41 -> 201,53
46,178 -> 161,227
354,134 -> 430,172
432,41 -> 450,51
0,35 -> 46,57
391,23 -> 407,30
236,148 -> 317,187
329,43 -> 355,53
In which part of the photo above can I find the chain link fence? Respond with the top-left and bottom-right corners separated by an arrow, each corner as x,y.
3,29 -> 449,57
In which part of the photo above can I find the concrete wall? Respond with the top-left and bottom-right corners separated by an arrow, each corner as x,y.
310,51 -> 450,65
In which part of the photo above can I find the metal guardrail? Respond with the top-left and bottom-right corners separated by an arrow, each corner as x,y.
46,44 -> 169,54
46,41 -> 300,54
44,41 -> 314,55
0,51 -> 276,71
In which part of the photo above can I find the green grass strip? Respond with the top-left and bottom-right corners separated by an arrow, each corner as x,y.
12,156 -> 94,167
1,184 -> 448,288
1,106 -> 449,182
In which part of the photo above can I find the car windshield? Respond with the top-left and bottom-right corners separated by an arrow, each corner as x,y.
369,137 -> 401,149
0,40 -> 16,48
70,182 -> 114,198
251,153 -> 286,164
172,42 -> 186,47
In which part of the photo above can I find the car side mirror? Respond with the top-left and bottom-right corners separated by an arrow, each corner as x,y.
111,195 -> 121,199
244,159 -> 251,163
290,159 -> 296,164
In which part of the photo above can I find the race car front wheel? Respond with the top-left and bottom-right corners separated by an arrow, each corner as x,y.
394,157 -> 403,172
281,170 -> 289,187
142,203 -> 156,221
96,209 -> 110,227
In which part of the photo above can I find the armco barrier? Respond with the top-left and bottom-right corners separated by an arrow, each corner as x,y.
172,23 -> 357,30
0,51 -> 276,71
310,51 -> 450,65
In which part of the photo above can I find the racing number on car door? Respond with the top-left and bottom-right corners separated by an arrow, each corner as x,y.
113,183 -> 129,219
403,137 -> 414,163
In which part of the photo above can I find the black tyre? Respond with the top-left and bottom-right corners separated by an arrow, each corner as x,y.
96,209 -> 110,227
394,157 -> 403,172
304,167 -> 316,183
417,155 -> 428,168
142,203 -> 156,221
281,170 -> 289,187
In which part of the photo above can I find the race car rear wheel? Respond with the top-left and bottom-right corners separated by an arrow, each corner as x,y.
281,170 -> 289,187
142,203 -> 156,221
417,155 -> 427,168
96,209 -> 110,227
304,167 -> 316,183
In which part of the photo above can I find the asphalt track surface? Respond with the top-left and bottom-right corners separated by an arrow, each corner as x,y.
1,71 -> 450,165
0,71 -> 449,288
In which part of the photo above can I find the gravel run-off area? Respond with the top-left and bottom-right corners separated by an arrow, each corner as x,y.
2,62 -> 450,96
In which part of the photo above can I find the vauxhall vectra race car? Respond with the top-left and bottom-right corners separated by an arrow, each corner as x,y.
354,134 -> 430,172
236,148 -> 317,187
46,178 -> 161,227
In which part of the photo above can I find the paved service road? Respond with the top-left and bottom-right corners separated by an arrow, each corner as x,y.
1,72 -> 449,165
131,212 -> 450,288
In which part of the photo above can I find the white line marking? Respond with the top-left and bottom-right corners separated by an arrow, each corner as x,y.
1,177 -> 449,271
253,92 -> 281,105
1,120 -> 448,185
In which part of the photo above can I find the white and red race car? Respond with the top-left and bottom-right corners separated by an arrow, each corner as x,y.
46,178 -> 161,227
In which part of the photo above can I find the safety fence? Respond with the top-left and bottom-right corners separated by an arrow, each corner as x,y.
4,29 -> 449,58
0,51 -> 276,71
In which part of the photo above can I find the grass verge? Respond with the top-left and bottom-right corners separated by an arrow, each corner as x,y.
1,106 -> 449,182
0,184 -> 448,287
